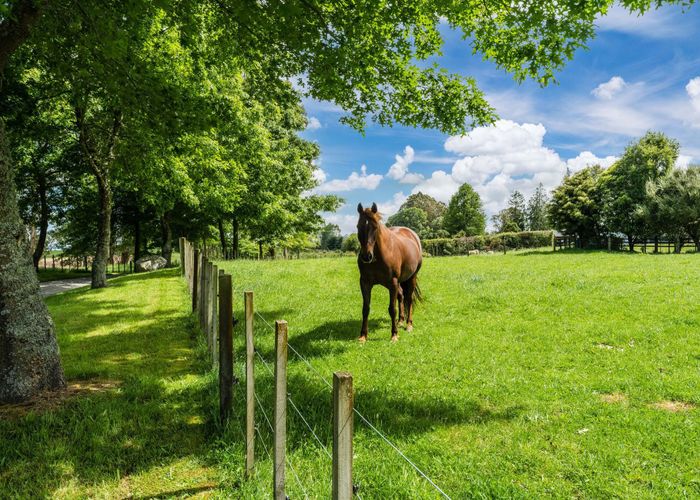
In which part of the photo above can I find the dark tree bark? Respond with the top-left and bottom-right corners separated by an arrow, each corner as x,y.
160,212 -> 172,267
76,106 -> 121,288
0,123 -> 66,403
0,0 -> 65,403
232,217 -> 239,259
653,236 -> 659,254
258,241 -> 263,260
627,234 -> 635,252
32,173 -> 49,270
133,216 -> 141,262
218,219 -> 227,257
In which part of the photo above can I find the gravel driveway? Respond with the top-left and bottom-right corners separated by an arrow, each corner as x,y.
40,277 -> 92,297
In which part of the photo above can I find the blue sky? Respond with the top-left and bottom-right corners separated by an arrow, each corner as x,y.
301,4 -> 700,234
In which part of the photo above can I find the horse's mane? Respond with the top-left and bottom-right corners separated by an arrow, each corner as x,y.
363,208 -> 382,222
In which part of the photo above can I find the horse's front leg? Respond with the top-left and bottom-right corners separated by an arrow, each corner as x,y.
388,277 -> 399,342
359,279 -> 372,343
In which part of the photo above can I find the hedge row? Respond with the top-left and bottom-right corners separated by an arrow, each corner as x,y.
423,230 -> 554,256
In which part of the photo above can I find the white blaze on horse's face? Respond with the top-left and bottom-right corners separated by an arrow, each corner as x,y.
357,202 -> 379,264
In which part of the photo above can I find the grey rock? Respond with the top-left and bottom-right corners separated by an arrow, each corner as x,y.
135,255 -> 167,272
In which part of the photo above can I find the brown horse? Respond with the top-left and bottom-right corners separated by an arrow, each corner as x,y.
356,202 -> 422,342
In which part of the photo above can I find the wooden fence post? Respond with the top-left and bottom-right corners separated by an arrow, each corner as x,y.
199,255 -> 207,328
333,371 -> 354,500
192,249 -> 199,312
180,237 -> 186,276
219,273 -> 233,421
245,291 -> 255,477
210,263 -> 218,366
274,320 -> 288,500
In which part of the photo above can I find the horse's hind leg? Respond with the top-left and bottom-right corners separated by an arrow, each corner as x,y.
397,285 -> 405,327
388,277 -> 399,342
403,275 -> 417,332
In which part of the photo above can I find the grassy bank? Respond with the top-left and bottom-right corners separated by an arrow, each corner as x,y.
215,251 -> 700,498
0,269 -> 220,498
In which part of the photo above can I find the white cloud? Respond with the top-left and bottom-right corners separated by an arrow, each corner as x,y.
592,76 -> 627,100
411,170 -> 461,203
411,120 -> 620,220
687,77 -> 700,127
386,145 -> 424,184
376,192 -> 408,217
306,116 -> 322,130
676,154 -> 693,169
315,165 -> 382,192
387,145 -> 414,179
323,212 -> 358,236
596,5 -> 693,39
312,167 -> 327,184
566,151 -> 618,173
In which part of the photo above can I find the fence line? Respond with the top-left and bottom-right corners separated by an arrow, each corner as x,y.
180,236 -> 448,498
254,309 -> 449,499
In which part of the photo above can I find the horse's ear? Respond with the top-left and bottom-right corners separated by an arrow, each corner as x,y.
357,203 -> 363,214
371,202 -> 378,213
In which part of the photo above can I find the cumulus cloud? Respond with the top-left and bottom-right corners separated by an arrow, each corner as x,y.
592,76 -> 627,100
315,165 -> 382,192
386,145 -> 424,184
566,151 -> 618,173
676,154 -> 693,169
410,120 -> 619,219
306,116 -> 322,130
312,167 -> 327,184
687,77 -> 700,117
376,192 -> 408,217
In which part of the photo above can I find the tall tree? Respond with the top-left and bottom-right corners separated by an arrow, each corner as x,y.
548,165 -> 606,247
443,183 -> 486,236
0,0 -> 66,403
386,207 -> 429,238
527,183 -> 550,231
600,132 -> 679,251
645,166 -> 700,250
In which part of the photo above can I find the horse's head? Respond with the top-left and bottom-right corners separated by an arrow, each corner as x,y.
356,202 -> 380,264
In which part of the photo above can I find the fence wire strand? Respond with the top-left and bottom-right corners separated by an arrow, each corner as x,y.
254,310 -> 449,499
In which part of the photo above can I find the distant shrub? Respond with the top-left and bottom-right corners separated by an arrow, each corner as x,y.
423,231 -> 553,256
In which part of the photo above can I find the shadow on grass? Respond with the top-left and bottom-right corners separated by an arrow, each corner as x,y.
0,268 -> 218,497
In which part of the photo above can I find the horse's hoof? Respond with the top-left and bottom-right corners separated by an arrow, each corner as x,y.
391,335 -> 398,343
406,324 -> 413,332
358,336 -> 367,344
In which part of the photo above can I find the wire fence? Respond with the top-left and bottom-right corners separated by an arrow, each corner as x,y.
253,310 -> 450,499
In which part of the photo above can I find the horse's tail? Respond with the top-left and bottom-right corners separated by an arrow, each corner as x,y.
413,279 -> 423,304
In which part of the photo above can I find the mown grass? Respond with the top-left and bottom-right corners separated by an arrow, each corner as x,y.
214,250 -> 700,498
2,252 -> 698,498
0,269 -> 221,498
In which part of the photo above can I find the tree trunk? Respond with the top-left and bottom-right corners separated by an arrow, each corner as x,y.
232,217 -> 239,259
133,216 -> 141,262
91,174 -> 111,288
160,213 -> 172,267
258,241 -> 263,260
32,173 -> 49,270
654,236 -> 659,254
0,122 -> 65,403
627,235 -> 634,252
674,236 -> 683,254
218,219 -> 227,257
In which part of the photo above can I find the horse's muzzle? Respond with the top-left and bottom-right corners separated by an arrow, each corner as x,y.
361,252 -> 374,264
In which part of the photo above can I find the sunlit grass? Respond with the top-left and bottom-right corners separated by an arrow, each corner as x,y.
215,251 -> 700,498
2,252 -> 699,498
0,269 -> 220,498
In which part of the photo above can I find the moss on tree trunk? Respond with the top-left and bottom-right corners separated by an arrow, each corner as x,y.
0,123 -> 65,403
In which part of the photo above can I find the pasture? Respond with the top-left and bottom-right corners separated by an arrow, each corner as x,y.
217,251 -> 700,498
1,252 -> 698,497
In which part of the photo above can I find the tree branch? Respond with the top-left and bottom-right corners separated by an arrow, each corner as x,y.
0,0 -> 46,74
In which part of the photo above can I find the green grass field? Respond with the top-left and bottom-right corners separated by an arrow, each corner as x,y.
217,251 -> 700,498
1,252 -> 698,498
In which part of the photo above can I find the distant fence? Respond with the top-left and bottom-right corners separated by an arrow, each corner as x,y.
553,235 -> 699,253
37,253 -> 134,273
179,236 -> 452,499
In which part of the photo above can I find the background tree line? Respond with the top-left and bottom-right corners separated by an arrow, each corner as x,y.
548,131 -> 700,252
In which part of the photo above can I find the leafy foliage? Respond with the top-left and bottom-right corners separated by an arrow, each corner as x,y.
443,183 -> 486,236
